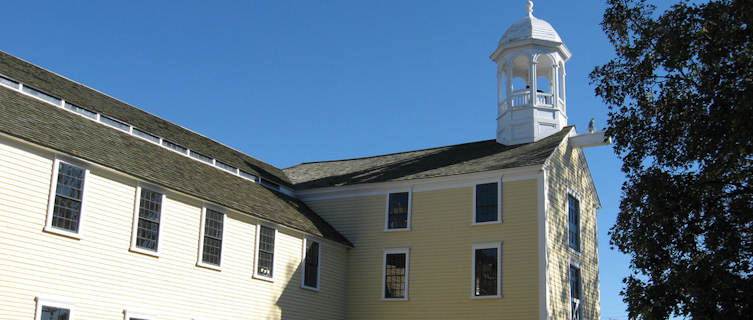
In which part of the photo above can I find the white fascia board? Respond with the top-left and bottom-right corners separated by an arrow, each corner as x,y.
294,164 -> 544,201
568,131 -> 612,149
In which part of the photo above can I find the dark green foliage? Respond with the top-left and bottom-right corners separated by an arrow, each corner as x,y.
590,0 -> 753,318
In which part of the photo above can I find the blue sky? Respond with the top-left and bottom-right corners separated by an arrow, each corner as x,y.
2,0 -> 629,318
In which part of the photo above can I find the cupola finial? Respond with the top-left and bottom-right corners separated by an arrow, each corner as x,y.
527,1 -> 534,17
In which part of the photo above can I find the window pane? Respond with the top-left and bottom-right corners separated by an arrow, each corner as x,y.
202,209 -> 224,265
384,253 -> 407,298
304,241 -> 320,288
0,75 -> 19,89
474,248 -> 498,296
22,85 -> 62,105
239,170 -> 258,181
387,192 -> 409,229
257,226 -> 275,277
570,266 -> 582,320
190,150 -> 213,164
100,115 -> 131,132
41,306 -> 70,320
133,128 -> 160,144
136,189 -> 162,251
568,195 -> 580,251
52,162 -> 85,232
64,102 -> 97,119
215,160 -> 237,173
475,182 -> 498,223
162,139 -> 188,154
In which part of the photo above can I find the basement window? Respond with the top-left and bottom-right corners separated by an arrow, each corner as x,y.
22,85 -> 62,106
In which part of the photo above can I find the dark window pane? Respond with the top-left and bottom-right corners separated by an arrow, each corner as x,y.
64,102 -> 97,119
136,189 -> 162,251
387,192 -> 409,229
100,115 -> 131,132
0,75 -> 19,89
568,195 -> 580,251
384,253 -> 407,298
190,150 -> 213,164
570,266 -> 582,320
257,226 -> 275,277
215,160 -> 237,173
475,183 -> 498,223
162,139 -> 187,154
52,162 -> 85,232
22,85 -> 61,105
474,248 -> 498,296
202,209 -> 224,265
41,306 -> 70,320
304,241 -> 320,288
133,128 -> 160,144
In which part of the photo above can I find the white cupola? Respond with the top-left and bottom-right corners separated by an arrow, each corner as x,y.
491,1 -> 571,145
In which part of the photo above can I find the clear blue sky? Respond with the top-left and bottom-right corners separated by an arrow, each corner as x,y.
2,1 -> 629,318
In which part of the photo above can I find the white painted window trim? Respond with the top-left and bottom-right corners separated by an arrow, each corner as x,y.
129,185 -> 166,257
382,248 -> 410,301
35,296 -> 75,320
471,242 -> 503,299
384,190 -> 412,232
301,237 -> 321,291
44,158 -> 89,240
566,188 -> 582,254
472,177 -> 503,226
253,223 -> 278,282
124,309 -> 158,320
196,205 -> 226,271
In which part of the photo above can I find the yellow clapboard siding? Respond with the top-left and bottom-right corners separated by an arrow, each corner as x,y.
306,179 -> 540,319
0,138 -> 347,320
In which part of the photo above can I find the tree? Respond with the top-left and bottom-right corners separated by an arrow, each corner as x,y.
590,0 -> 753,318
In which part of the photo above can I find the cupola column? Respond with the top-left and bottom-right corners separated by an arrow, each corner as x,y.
529,59 -> 537,106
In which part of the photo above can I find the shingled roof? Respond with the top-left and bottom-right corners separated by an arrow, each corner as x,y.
284,127 -> 572,190
0,63 -> 350,246
0,50 -> 291,188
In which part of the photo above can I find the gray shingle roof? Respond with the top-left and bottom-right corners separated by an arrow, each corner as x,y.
0,50 -> 291,188
0,72 -> 351,246
284,127 -> 572,190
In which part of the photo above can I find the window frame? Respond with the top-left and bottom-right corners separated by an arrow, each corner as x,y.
384,190 -> 412,232
253,223 -> 278,282
569,264 -> 583,320
472,179 -> 503,225
196,206 -> 226,271
301,237 -> 321,291
35,296 -> 74,320
382,248 -> 410,301
567,190 -> 582,253
124,309 -> 157,320
44,158 -> 89,239
471,242 -> 503,299
129,185 -> 166,257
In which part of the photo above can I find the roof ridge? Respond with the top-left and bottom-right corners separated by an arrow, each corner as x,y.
0,49 -> 289,185
285,138 -> 498,168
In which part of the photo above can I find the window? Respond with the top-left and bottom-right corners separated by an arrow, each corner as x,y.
472,242 -> 502,298
383,248 -> 409,300
302,238 -> 321,290
0,74 -> 20,89
100,115 -> 131,132
130,187 -> 164,255
35,297 -> 74,320
124,310 -> 156,320
64,102 -> 97,119
45,160 -> 87,238
385,192 -> 410,231
254,224 -> 276,280
22,85 -> 62,106
161,139 -> 188,154
568,194 -> 581,252
197,207 -> 224,269
239,170 -> 258,182
570,265 -> 582,320
474,181 -> 501,224
215,160 -> 238,174
133,128 -> 160,144
189,150 -> 213,164
260,178 -> 280,190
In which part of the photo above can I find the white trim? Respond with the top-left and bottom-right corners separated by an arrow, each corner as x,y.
384,190 -> 412,232
471,242 -> 502,299
129,185 -> 166,257
35,296 -> 75,320
382,248 -> 410,301
253,223 -> 278,282
124,309 -> 158,320
472,177 -> 503,225
0,133 -> 352,250
539,167 -> 550,320
44,158 -> 89,240
196,206 -> 226,271
301,237 -> 321,291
